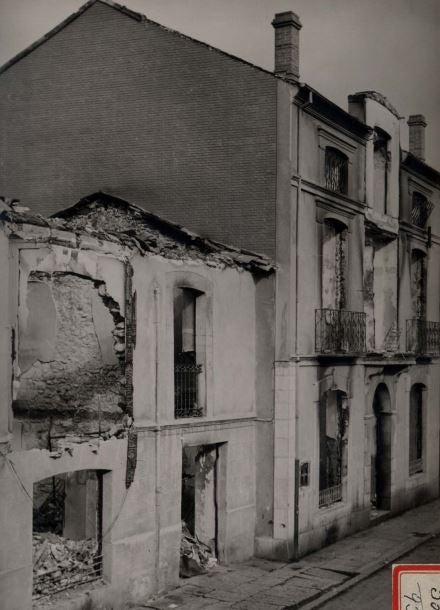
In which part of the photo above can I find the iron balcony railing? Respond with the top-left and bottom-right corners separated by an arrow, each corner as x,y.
174,362 -> 203,418
315,309 -> 366,354
319,483 -> 342,508
406,319 -> 440,355
409,458 -> 424,476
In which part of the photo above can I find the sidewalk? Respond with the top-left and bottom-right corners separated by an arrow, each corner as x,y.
137,498 -> 440,610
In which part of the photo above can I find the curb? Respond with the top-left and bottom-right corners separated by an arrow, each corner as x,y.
287,527 -> 440,610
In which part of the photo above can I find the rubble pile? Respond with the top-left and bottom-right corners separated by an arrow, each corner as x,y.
33,533 -> 100,598
180,523 -> 217,578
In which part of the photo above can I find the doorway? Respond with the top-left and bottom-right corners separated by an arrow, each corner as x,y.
181,444 -> 220,577
371,384 -> 392,513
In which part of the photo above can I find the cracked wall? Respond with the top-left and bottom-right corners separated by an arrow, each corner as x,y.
14,270 -> 126,450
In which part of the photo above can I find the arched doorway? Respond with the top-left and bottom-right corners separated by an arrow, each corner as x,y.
371,383 -> 392,512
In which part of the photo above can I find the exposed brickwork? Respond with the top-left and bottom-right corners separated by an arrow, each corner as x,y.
0,2 -> 277,256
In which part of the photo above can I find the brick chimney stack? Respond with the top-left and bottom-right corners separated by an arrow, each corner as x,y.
272,11 -> 302,81
408,114 -> 427,162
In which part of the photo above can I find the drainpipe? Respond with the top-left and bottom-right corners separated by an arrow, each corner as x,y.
153,282 -> 161,593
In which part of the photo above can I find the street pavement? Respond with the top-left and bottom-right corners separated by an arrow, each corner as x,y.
319,532 -> 440,610
136,498 -> 440,610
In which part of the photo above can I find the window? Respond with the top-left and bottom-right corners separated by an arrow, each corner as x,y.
174,287 -> 203,418
373,130 -> 390,215
410,192 -> 433,228
319,390 -> 349,507
409,384 -> 424,475
325,147 -> 348,195
322,219 -> 347,311
411,250 -> 427,321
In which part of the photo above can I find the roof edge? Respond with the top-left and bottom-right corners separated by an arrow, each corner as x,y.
401,151 -> 440,188
0,0 -> 276,80
53,191 -> 276,273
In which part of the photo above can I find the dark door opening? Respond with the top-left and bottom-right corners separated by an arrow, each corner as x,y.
181,445 -> 219,577
371,384 -> 392,512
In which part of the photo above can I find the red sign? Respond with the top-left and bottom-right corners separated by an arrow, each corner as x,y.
393,564 -> 440,610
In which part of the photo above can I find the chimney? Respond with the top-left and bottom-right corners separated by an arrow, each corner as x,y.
272,11 -> 302,81
408,114 -> 427,161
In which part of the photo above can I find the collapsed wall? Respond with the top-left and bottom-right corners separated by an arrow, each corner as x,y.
14,271 -> 127,450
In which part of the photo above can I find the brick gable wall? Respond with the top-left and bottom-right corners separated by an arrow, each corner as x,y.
0,2 -> 277,256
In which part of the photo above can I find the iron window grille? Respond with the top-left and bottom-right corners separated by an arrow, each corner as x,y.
325,147 -> 348,194
174,354 -> 203,418
410,192 -> 433,228
406,319 -> 440,355
315,308 -> 366,354
319,483 -> 343,508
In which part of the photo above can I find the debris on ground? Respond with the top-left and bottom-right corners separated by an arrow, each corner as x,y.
32,533 -> 100,598
180,522 -> 217,578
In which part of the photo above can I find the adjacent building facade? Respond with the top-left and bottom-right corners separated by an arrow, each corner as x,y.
0,1 -> 439,607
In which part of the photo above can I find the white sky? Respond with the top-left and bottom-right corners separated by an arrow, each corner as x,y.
1,0 -> 439,167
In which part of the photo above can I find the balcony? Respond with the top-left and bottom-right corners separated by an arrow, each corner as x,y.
315,309 -> 366,354
406,319 -> 440,355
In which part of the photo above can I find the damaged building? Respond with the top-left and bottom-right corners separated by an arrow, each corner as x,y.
0,194 -> 274,608
0,1 -> 440,608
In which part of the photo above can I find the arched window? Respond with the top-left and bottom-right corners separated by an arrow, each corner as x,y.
325,147 -> 348,194
409,384 -> 424,475
319,390 -> 349,507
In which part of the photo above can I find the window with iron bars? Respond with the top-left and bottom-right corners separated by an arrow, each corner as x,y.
410,192 -> 433,228
174,287 -> 203,418
319,391 -> 349,507
325,147 -> 348,195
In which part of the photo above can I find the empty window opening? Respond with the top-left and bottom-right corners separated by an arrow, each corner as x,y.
322,220 -> 347,311
373,130 -> 390,215
32,470 -> 103,601
409,384 -> 424,475
181,445 -> 219,577
174,288 -> 203,418
325,147 -> 348,195
371,383 -> 392,512
411,251 -> 427,321
319,391 -> 349,507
